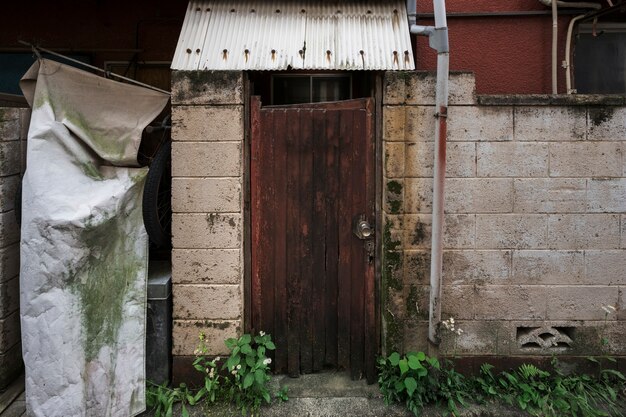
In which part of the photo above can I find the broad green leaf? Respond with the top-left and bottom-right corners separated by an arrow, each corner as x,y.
255,369 -> 266,384
241,344 -> 253,355
389,352 -> 401,366
258,346 -> 266,357
416,351 -> 426,361
404,377 -> 418,396
225,338 -> 238,350
240,334 -> 252,345
408,355 -> 423,370
246,356 -> 256,367
243,373 -> 254,389
182,404 -> 189,417
417,367 -> 428,377
399,359 -> 409,374
266,341 -> 276,350
262,391 -> 271,403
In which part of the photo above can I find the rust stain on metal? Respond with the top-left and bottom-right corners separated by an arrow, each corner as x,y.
437,106 -> 448,165
222,49 -> 228,60
244,49 -> 250,63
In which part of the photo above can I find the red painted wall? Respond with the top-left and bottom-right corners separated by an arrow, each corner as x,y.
414,0 -> 586,94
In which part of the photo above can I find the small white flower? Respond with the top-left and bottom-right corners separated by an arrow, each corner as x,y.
259,331 -> 266,337
231,370 -> 237,375
602,305 -> 616,314
263,358 -> 272,365
456,328 -> 464,336
449,317 -> 455,324
209,368 -> 215,378
214,356 -> 221,362
193,348 -> 201,356
236,364 -> 242,370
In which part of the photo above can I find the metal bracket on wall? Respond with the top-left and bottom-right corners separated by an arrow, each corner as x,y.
409,26 -> 449,54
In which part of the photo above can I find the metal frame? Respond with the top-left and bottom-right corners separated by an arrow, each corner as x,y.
270,73 -> 353,105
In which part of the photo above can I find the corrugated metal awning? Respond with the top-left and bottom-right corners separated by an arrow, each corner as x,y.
172,0 -> 415,71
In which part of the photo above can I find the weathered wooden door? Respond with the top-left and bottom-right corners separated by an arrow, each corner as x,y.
250,96 -> 377,382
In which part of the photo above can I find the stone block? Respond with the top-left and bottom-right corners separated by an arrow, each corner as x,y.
441,285 -> 474,320
384,179 -> 403,214
173,284 -> 241,320
514,178 -> 586,213
172,142 -> 242,177
172,178 -> 241,213
19,109 -> 30,141
171,71 -> 243,105
547,214 -> 620,250
172,249 -> 241,284
172,319 -> 241,356
439,320 -> 512,356
403,320 -> 429,353
447,106 -> 513,142
619,287 -> 625,321
405,283 -> 430,321
0,118 -> 20,141
585,250 -> 626,285
0,310 -> 20,351
404,214 -> 475,249
509,320 -> 592,356
0,142 -> 21,176
384,71 -> 476,106
383,106 -> 407,142
545,286 -> 619,320
403,178 -> 431,213
172,105 -> 244,142
384,142 -> 405,178
0,175 -> 19,213
445,178 -> 514,213
405,106 -> 436,142
587,107 -> 626,141
549,142 -> 622,177
476,214 -> 547,249
512,250 -> 585,285
172,213 -> 241,249
515,106 -> 586,141
477,142 -> 549,177
473,285 -> 547,320
405,141 -> 476,178
443,250 -> 511,285
0,244 -> 19,283
0,342 -> 22,390
0,108 -> 20,122
622,215 -> 626,248
0,212 -> 19,249
0,275 -> 19,319
403,250 -> 430,286
587,178 -> 626,213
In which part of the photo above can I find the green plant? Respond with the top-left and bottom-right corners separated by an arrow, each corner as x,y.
146,381 -> 200,417
276,386 -> 289,403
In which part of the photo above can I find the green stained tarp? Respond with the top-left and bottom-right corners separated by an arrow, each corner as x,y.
19,59 -> 169,417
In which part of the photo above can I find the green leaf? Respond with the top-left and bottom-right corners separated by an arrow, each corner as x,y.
255,369 -> 266,384
266,341 -> 276,350
408,355 -> 423,370
225,338 -> 238,350
241,344 -> 253,355
182,404 -> 189,417
415,351 -> 426,361
246,355 -> 256,367
399,359 -> 409,374
240,334 -> 252,345
416,367 -> 427,377
262,391 -> 271,403
258,346 -> 266,357
404,377 -> 418,396
243,373 -> 254,388
389,352 -> 400,366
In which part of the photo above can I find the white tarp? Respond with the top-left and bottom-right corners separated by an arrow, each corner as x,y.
19,59 -> 169,417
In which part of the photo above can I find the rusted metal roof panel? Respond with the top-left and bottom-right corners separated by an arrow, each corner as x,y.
172,0 -> 415,71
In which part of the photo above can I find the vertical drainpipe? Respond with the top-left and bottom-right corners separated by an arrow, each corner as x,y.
408,0 -> 449,346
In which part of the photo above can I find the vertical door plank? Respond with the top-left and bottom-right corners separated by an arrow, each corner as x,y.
250,97 -> 263,334
299,109 -> 314,374
286,109 -> 301,377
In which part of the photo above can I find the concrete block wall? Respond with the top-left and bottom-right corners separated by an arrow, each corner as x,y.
382,72 -> 625,359
0,107 -> 28,389
170,71 -> 244,373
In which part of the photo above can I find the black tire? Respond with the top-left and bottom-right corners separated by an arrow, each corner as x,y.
143,140 -> 172,248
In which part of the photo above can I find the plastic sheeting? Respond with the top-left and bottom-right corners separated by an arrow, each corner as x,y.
19,59 -> 169,417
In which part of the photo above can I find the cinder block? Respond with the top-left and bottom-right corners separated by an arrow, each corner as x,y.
172,213 -> 241,249
406,106 -> 436,142
0,118 -> 20,141
512,250 -> 584,285
0,310 -> 20,351
0,108 -> 20,122
439,320 -> 512,356
0,212 -> 19,249
445,178 -> 514,213
587,107 -> 626,141
172,319 -> 241,355
622,215 -> 626,249
476,214 -> 547,249
173,284 -> 241,320
443,250 -> 511,285
515,106 -> 586,142
585,250 -> 626,285
384,142 -> 405,178
403,177 -> 431,213
403,250 -> 430,286
514,178 -> 586,213
384,179 -> 404,214
172,142 -> 242,177
404,214 -> 475,249
405,141 -> 476,178
0,175 -> 19,213
172,178 -> 241,213
473,285 -> 547,320
587,178 -> 626,213
384,71 -> 476,106
382,105 -> 407,142
477,142 -> 549,177
619,287 -> 625,321
547,214 -> 620,250
172,105 -> 244,142
0,244 -> 19,283
404,284 -> 430,321
549,142 -> 622,177
0,142 -> 21,176
0,275 -> 18,318
172,249 -> 241,284
545,286 -> 619,320
441,285 -> 474,320
447,106 -> 513,142
403,320 -> 429,353
171,71 -> 243,105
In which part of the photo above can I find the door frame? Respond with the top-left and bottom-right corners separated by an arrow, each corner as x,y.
242,71 -> 384,372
